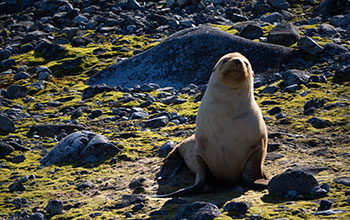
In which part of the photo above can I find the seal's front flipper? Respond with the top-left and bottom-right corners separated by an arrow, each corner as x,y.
157,147 -> 184,180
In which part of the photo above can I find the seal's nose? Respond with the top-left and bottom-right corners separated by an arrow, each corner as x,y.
233,59 -> 241,66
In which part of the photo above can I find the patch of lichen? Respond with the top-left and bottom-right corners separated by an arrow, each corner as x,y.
210,24 -> 239,35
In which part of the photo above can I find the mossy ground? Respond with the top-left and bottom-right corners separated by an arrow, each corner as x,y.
1,22 -> 350,219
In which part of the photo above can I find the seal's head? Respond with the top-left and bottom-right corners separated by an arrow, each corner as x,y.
212,52 -> 254,88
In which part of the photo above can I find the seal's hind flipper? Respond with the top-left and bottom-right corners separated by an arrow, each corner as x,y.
157,147 -> 184,180
155,156 -> 207,198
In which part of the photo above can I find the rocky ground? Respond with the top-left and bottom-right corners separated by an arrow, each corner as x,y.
1,0 -> 350,219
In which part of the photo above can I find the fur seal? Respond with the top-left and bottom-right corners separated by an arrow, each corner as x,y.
157,52 -> 268,197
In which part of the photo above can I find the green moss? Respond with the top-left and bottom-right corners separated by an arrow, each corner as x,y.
210,24 -> 239,35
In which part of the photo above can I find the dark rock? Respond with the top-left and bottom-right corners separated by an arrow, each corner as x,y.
338,52 -> 350,64
131,107 -> 149,119
334,65 -> 350,81
334,177 -> 350,186
267,107 -> 282,115
307,117 -> 331,128
315,0 -> 350,16
304,99 -> 325,113
318,200 -> 333,211
281,69 -> 310,86
76,180 -> 95,191
175,201 -> 221,220
14,71 -> 30,80
0,142 -> 15,157
89,109 -> 103,119
283,84 -> 298,93
0,114 -> 15,135
27,124 -> 84,138
9,180 -> 26,192
223,201 -> 252,215
82,85 -> 115,99
330,14 -> 350,29
261,85 -> 278,94
124,0 -> 142,10
129,177 -> 149,189
313,209 -> 346,216
324,102 -> 348,110
117,194 -> 145,208
88,26 -> 299,88
11,154 -> 26,163
267,0 -> 290,9
240,24 -> 263,40
252,0 -> 271,15
158,141 -> 177,157
0,49 -> 11,61
260,12 -> 284,23
266,152 -> 284,161
0,58 -> 16,70
40,131 -> 121,166
144,116 -> 169,128
13,198 -> 22,209
5,84 -> 29,99
297,37 -> 323,55
45,199 -> 64,216
268,170 -> 318,197
34,40 -> 65,60
268,22 -> 300,46
323,42 -> 348,57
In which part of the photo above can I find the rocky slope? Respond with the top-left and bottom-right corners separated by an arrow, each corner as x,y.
0,0 -> 350,219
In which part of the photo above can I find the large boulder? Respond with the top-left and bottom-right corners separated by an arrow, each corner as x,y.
88,26 -> 298,88
40,131 -> 121,166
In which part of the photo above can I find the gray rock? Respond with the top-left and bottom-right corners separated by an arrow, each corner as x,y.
318,199 -> 333,211
261,85 -> 278,94
297,37 -> 323,55
28,212 -> 46,220
13,198 -> 22,209
267,107 -> 282,115
304,99 -> 325,113
260,12 -> 284,23
34,40 -> 65,60
330,14 -> 350,29
313,209 -> 346,216
9,180 -> 26,192
281,69 -> 310,86
38,71 -> 50,80
268,22 -> 300,46
5,84 -> 28,99
268,170 -> 318,197
0,58 -> 16,70
158,141 -> 177,157
76,180 -> 95,190
89,109 -> 103,119
252,0 -> 271,15
323,42 -> 348,56
124,0 -> 142,10
144,116 -> 169,128
14,71 -> 30,80
334,177 -> 350,186
240,24 -> 263,40
73,15 -> 88,24
338,52 -> 350,64
307,117 -> 331,128
40,131 -> 121,166
282,84 -> 298,93
0,49 -> 11,60
0,114 -> 15,135
317,24 -> 337,36
267,0 -> 290,9
11,154 -> 26,163
88,26 -> 298,88
175,201 -> 221,220
334,65 -> 350,81
223,201 -> 252,214
176,0 -> 190,7
118,194 -> 145,208
315,0 -> 350,16
131,107 -> 149,119
27,124 -> 84,137
82,85 -> 115,99
45,199 -> 64,216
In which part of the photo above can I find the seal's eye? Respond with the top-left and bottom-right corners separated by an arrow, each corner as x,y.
221,58 -> 229,65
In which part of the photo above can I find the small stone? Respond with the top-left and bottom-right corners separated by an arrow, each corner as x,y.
313,209 -> 346,216
14,71 -> 30,80
76,180 -> 95,191
283,84 -> 298,93
13,198 -> 22,209
0,114 -> 16,135
0,142 -> 15,157
345,190 -> 350,196
261,85 -> 278,94
11,154 -> 26,163
158,141 -> 177,157
268,107 -> 282,115
240,24 -> 263,40
318,199 -> 333,211
281,69 -> 310,86
268,23 -> 300,46
45,199 -> 64,216
89,109 -> 103,119
223,201 -> 252,214
267,0 -> 290,9
307,117 -> 331,128
312,187 -> 328,198
260,12 -> 284,23
9,180 -> 26,192
144,116 -> 169,128
28,212 -> 46,220
334,177 -> 350,186
175,201 -> 221,220
5,84 -> 29,99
